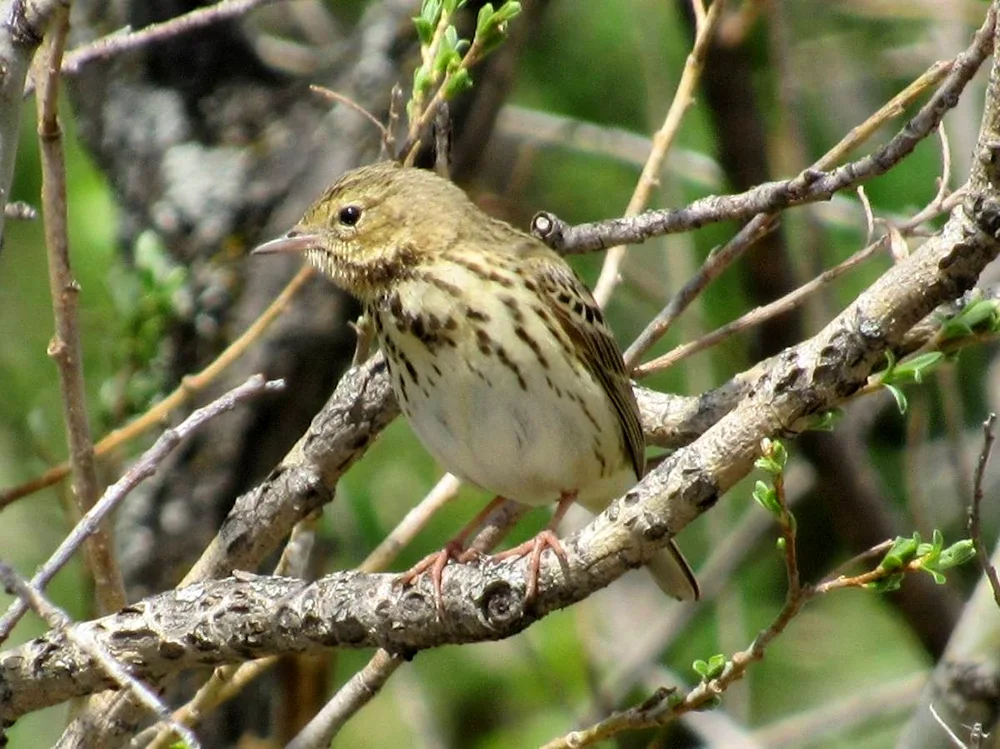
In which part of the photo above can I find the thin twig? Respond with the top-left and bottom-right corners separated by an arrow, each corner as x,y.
969,413 -> 1000,608
540,488 -> 933,749
309,85 -> 388,142
0,562 -> 202,749
632,234 -> 887,376
55,0 -> 281,82
619,55 -> 965,367
36,7 -> 126,616
362,473 -> 463,573
0,264 -> 313,509
531,57 -> 957,257
591,0 -> 724,308
624,214 -> 776,369
0,375 -> 284,643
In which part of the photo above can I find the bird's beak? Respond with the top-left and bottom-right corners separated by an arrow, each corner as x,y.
251,230 -> 321,256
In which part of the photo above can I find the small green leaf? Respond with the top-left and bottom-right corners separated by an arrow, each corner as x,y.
893,352 -> 944,384
940,297 -> 1000,339
692,659 -> 709,678
493,0 -> 522,22
753,480 -> 780,515
698,695 -> 723,711
867,573 -> 904,592
476,3 -> 496,35
420,0 -> 442,24
938,539 -> 976,569
442,68 -> 473,98
883,382 -> 907,414
806,410 -> 841,431
879,534 -> 920,571
413,16 -> 434,44
776,536 -> 786,552
924,568 -> 947,585
706,654 -> 726,679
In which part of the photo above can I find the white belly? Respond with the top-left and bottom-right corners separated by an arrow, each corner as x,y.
374,271 -> 636,509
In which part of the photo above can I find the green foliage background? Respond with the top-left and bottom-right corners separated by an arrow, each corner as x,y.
0,1 -> 990,746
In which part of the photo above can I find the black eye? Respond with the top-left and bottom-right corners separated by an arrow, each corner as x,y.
338,205 -> 362,226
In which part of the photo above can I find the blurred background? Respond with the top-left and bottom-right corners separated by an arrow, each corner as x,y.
1,0 -> 997,747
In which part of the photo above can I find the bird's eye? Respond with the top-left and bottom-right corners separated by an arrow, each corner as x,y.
338,205 -> 362,226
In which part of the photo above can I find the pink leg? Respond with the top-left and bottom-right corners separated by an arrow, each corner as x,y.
398,495 -> 509,613
493,491 -> 577,601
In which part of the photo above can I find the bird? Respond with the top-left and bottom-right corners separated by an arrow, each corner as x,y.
253,161 -> 698,607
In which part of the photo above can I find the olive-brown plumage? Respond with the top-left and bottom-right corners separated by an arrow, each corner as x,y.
255,161 -> 697,602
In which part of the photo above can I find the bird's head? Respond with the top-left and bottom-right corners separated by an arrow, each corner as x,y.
253,161 -> 476,301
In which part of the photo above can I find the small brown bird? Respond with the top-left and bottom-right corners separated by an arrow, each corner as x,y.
254,162 -> 698,604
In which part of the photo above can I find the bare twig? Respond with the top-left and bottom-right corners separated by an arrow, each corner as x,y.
362,473 -> 463,573
0,375 -> 284,643
0,563 -> 202,749
633,234 -> 887,376
540,464 -> 937,749
287,649 -> 403,749
0,0 -> 66,250
36,7 -> 126,616
309,85 -> 388,143
617,52 -> 976,368
530,57 -> 959,257
591,0 -> 725,307
56,0 -> 281,82
0,264 -> 313,509
969,413 -> 1000,608
624,213 -> 776,369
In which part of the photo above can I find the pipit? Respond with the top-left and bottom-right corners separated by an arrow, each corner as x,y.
254,162 -> 698,607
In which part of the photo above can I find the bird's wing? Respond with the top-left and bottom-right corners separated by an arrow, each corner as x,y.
522,248 -> 645,480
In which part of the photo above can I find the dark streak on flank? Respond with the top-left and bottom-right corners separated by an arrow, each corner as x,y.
514,324 -> 549,369
496,345 -> 527,390
475,328 -> 493,355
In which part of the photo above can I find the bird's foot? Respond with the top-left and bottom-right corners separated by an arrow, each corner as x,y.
398,539 -> 473,615
492,529 -> 568,602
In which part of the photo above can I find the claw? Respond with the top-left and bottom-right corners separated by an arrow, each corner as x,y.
397,539 -> 465,615
493,530 -> 568,601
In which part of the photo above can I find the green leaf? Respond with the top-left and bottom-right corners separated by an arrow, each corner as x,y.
493,0 -> 522,23
940,297 -> 1000,339
883,382 -> 907,414
421,0 -> 443,24
893,352 -> 944,384
692,655 -> 726,680
879,534 -> 920,571
806,410 -> 841,431
754,439 -> 787,475
476,3 -> 495,35
698,695 -> 723,711
413,16 -> 434,44
442,68 -> 473,98
867,573 -> 904,592
938,539 -> 976,569
753,480 -> 780,515
706,654 -> 726,679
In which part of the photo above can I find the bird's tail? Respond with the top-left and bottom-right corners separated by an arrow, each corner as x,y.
647,540 -> 700,601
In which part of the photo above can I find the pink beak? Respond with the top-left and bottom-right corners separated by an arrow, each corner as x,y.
251,230 -> 321,255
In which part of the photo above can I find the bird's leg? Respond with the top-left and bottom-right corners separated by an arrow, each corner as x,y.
398,494 -> 509,613
493,491 -> 577,601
